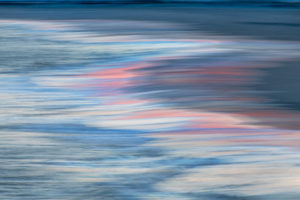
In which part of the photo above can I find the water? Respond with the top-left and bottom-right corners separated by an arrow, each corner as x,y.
0,0 -> 299,4
0,14 -> 300,200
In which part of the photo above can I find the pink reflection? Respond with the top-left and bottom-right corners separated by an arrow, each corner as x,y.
61,36 -> 300,150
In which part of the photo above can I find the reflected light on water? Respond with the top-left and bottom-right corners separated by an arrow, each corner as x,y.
0,18 -> 300,200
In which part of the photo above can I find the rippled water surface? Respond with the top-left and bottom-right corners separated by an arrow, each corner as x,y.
0,16 -> 300,200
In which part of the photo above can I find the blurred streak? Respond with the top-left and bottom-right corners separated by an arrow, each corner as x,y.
0,10 -> 300,200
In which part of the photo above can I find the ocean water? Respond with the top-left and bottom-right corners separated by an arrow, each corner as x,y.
0,0 -> 300,4
0,17 -> 300,200
1,0 -> 300,2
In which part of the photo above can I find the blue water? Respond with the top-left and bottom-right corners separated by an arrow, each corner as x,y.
0,17 -> 300,200
0,0 -> 299,4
